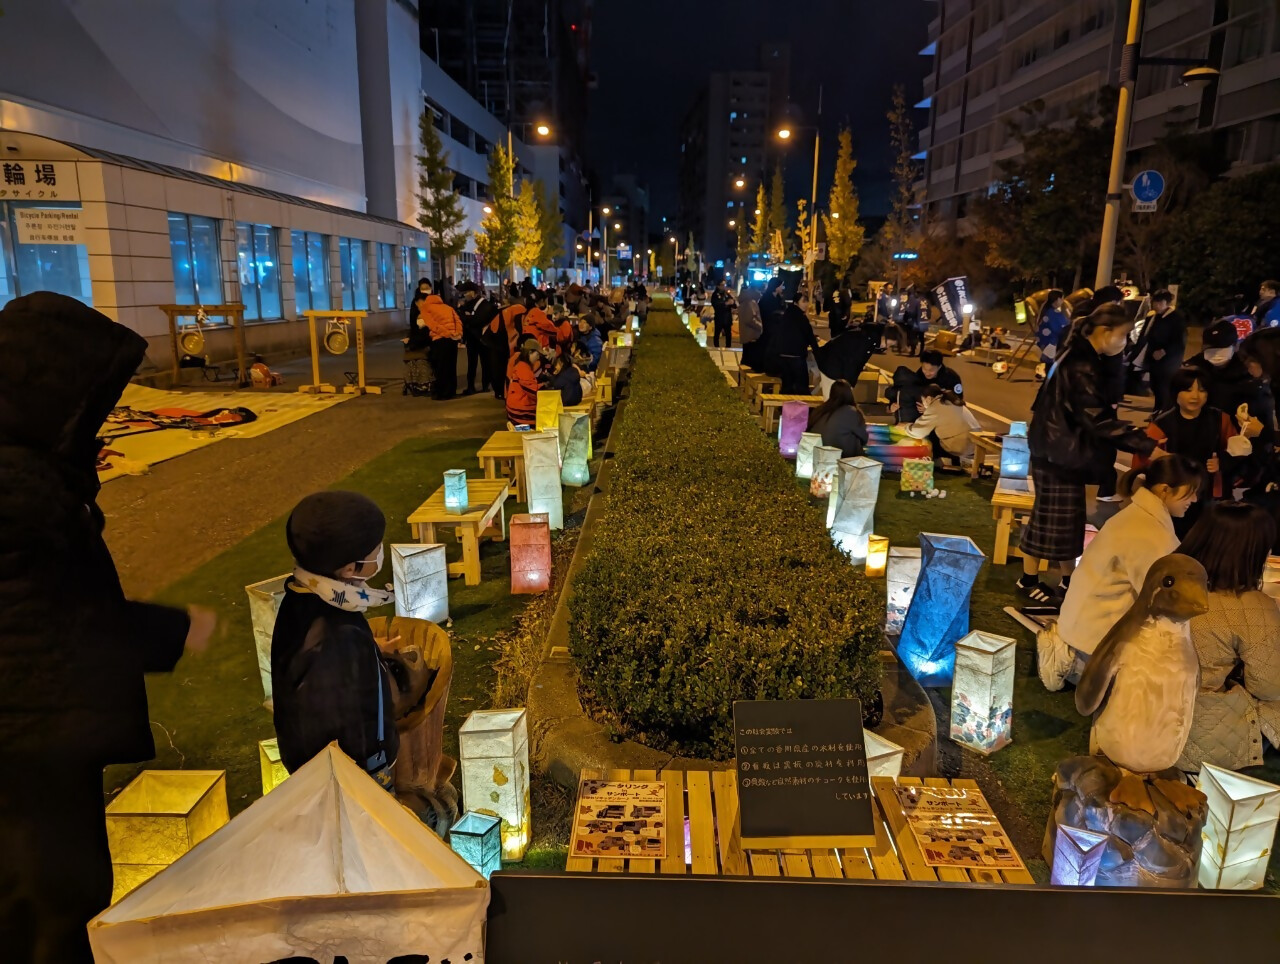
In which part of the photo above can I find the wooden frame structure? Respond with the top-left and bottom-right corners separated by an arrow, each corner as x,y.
298,309 -> 381,395
160,303 -> 248,387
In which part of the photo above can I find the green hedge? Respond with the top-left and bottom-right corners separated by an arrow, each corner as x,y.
568,305 -> 884,758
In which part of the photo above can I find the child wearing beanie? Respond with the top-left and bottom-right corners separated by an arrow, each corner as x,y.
271,491 -> 427,788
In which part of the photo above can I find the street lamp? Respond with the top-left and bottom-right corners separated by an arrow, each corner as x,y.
734,177 -> 746,188
777,86 -> 823,300
483,205 -> 493,215
728,219 -> 737,228
777,127 -> 792,140
535,123 -> 551,137
1095,0 -> 1218,287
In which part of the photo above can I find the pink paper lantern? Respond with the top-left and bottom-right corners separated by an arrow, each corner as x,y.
510,513 -> 552,594
778,401 -> 810,459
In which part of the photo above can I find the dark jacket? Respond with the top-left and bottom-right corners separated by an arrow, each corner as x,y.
548,364 -> 584,406
810,405 -> 868,457
271,585 -> 398,774
885,363 -> 962,424
815,329 -> 874,385
711,288 -> 735,323
1142,307 -> 1187,360
773,303 -> 819,357
0,293 -> 191,764
463,297 -> 499,346
1028,336 -> 1157,483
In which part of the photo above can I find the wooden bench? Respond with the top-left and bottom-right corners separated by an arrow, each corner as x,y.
991,476 -> 1035,566
759,394 -> 823,434
566,769 -> 1032,885
970,431 -> 1003,479
407,479 -> 509,586
742,372 -> 782,413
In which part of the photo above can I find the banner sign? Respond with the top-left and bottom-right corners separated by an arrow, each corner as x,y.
933,276 -> 970,331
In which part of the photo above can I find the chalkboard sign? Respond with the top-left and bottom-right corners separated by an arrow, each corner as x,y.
733,698 -> 877,849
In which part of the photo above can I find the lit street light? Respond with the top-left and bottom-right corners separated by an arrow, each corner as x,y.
777,127 -> 791,140
734,177 -> 745,188
613,222 -> 622,231
728,219 -> 737,228
483,205 -> 493,214
535,123 -> 551,137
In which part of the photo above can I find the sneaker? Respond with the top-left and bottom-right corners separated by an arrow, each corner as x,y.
1036,623 -> 1074,691
1018,579 -> 1061,608
1095,493 -> 1123,503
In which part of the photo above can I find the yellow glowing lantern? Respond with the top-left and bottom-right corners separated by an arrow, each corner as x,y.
535,390 -> 563,433
106,770 -> 229,903
459,709 -> 531,860
865,535 -> 890,577
258,738 -> 289,795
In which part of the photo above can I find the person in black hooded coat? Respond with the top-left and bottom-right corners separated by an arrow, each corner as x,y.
0,293 -> 215,963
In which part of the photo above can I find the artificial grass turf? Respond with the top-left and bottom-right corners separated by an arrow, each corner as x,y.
103,435 -> 544,817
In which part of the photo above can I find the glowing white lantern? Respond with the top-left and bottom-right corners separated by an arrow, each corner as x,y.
885,548 -> 922,634
999,434 -> 1030,480
950,630 -> 1016,754
1198,764 -> 1280,890
390,543 -> 449,624
864,729 -> 905,779
245,574 -> 291,703
443,469 -> 469,512
828,456 -> 883,561
535,390 -> 563,433
1051,825 -> 1108,886
459,708 -> 531,860
558,412 -> 591,487
812,445 -> 842,506
510,513 -> 552,593
795,432 -> 822,479
695,326 -> 708,347
522,430 -> 563,530
778,401 -> 809,458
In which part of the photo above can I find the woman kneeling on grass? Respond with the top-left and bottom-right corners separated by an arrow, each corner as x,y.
904,384 -> 981,466
1177,501 -> 1280,772
1037,454 -> 1203,691
807,379 -> 868,457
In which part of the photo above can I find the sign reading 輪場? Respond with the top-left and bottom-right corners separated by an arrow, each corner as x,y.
15,207 -> 84,245
0,160 -> 80,201
733,698 -> 876,849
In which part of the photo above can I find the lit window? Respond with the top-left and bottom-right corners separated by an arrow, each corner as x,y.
290,230 -> 331,313
338,237 -> 370,311
376,242 -> 396,309
235,222 -> 282,321
1,200 -> 92,306
169,212 -> 224,310
730,111 -> 738,121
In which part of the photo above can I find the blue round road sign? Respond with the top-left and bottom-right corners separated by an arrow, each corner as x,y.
1132,170 -> 1165,204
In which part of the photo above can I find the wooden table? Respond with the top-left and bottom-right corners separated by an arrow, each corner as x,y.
759,394 -> 823,434
407,479 -> 509,586
742,372 -> 782,413
991,476 -> 1035,566
970,431 -> 1004,479
476,431 -> 529,503
566,769 -> 1033,884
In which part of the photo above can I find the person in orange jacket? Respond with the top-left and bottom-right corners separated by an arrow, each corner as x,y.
420,281 -> 462,400
506,341 -> 545,427
524,289 -> 572,353
487,293 -> 528,399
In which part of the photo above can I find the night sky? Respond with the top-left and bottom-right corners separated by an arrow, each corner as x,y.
586,1 -> 935,228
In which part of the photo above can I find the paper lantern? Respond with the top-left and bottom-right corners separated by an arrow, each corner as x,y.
1051,825 -> 1108,886
1008,420 -> 1028,437
459,708 -> 531,860
795,432 -> 822,479
999,434 -> 1030,480
245,574 -> 290,703
443,469 -> 469,512
390,543 -> 449,624
898,533 -> 987,687
828,456 -> 883,562
522,430 -> 563,530
886,547 -> 922,634
558,412 -> 591,486
864,729 -> 905,779
865,535 -> 889,577
1198,764 -> 1280,890
258,738 -> 289,795
950,630 -> 1016,753
777,401 -> 810,458
811,445 -> 842,505
535,390 -> 563,432
510,512 -> 552,593
695,326 -> 708,347
449,810 -> 503,879
106,770 -> 229,903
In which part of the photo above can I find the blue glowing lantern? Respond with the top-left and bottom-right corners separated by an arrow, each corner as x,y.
897,532 -> 987,687
443,469 -> 469,513
1000,434 -> 1030,480
449,810 -> 502,879
1008,420 -> 1028,437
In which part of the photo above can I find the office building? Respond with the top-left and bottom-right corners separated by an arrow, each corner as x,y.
918,0 -> 1280,224
600,174 -> 650,283
678,43 -> 790,263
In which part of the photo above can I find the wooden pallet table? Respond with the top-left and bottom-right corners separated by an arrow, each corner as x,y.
759,394 -> 823,434
407,479 -> 509,586
991,476 -> 1035,566
970,431 -> 1004,479
566,769 -> 1032,885
476,431 -> 528,503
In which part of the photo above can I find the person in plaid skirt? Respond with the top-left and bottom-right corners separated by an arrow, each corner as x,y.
1021,305 -> 1164,608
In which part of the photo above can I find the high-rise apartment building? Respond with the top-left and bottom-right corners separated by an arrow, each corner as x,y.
918,0 -> 1280,224
678,43 -> 790,263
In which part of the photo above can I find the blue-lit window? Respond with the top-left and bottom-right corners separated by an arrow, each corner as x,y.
376,242 -> 396,309
235,222 -> 281,320
168,213 -> 224,308
338,237 -> 369,310
291,230 -> 330,313
0,201 -> 92,306
741,156 -> 748,164
729,111 -> 738,121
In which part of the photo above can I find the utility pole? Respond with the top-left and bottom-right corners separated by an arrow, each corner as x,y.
1096,0 -> 1143,289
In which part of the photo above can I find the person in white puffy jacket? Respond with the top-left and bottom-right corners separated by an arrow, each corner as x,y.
903,385 -> 981,462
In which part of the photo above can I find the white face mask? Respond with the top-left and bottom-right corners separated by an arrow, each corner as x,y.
355,544 -> 384,581
1204,347 -> 1234,367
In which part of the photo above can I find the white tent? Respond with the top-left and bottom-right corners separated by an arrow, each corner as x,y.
89,744 -> 488,963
